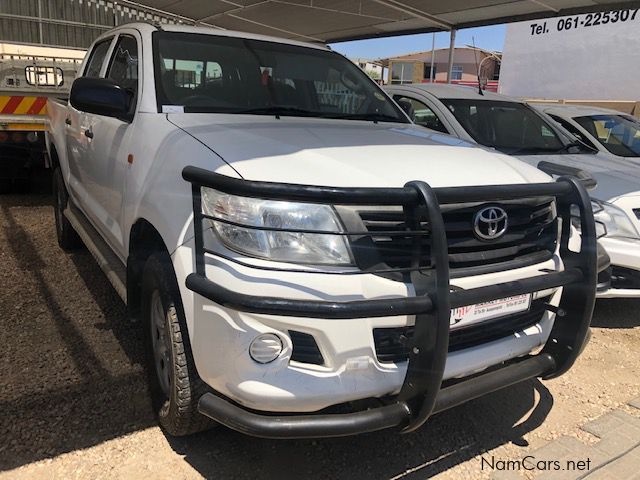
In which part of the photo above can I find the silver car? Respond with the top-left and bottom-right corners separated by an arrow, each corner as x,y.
384,83 -> 640,299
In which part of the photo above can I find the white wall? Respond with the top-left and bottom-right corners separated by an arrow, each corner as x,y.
499,8 -> 640,100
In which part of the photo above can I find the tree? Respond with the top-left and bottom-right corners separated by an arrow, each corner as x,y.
365,69 -> 380,80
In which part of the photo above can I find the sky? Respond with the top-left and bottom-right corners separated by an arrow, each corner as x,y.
329,24 -> 506,60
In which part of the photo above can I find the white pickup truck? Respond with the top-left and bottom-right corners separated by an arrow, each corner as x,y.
47,23 -> 598,439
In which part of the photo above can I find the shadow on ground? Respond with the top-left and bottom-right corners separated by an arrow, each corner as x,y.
592,299 -> 640,328
0,195 -> 154,471
0,194 -> 553,478
169,381 -> 552,480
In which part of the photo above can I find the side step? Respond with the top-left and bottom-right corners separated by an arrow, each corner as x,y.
64,205 -> 127,303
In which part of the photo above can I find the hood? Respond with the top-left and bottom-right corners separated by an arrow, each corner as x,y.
168,114 -> 551,188
515,152 -> 640,201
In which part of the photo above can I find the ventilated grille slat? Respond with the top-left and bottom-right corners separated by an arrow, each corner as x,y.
356,200 -> 557,272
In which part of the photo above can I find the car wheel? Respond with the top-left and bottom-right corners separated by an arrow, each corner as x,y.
52,168 -> 82,251
141,252 -> 214,436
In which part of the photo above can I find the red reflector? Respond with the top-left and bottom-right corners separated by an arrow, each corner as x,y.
0,132 -> 8,142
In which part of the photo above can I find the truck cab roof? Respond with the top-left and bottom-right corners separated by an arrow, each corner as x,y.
94,22 -> 330,52
390,83 -> 522,102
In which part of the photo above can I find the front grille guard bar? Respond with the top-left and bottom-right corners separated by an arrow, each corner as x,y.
182,166 -> 597,438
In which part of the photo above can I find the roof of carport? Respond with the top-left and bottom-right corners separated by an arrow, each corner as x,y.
128,0 -> 640,42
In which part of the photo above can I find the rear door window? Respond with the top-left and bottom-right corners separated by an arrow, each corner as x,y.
84,39 -> 112,77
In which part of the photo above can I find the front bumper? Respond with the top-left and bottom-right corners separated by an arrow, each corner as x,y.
198,353 -> 556,439
596,237 -> 640,298
182,167 -> 598,438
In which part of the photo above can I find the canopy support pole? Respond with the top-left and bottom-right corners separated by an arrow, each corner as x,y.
446,29 -> 456,84
429,32 -> 436,83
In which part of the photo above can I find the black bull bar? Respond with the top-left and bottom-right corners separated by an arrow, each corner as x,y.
182,166 -> 597,439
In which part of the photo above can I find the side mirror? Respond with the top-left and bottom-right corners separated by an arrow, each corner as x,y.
70,77 -> 132,121
537,160 -> 597,190
397,99 -> 414,119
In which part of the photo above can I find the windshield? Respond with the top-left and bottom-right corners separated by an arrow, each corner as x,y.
152,32 -> 407,123
574,114 -> 640,157
440,99 -> 565,154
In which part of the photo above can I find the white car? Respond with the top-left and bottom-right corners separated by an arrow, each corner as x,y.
536,104 -> 640,162
46,23 -> 596,439
385,83 -> 640,298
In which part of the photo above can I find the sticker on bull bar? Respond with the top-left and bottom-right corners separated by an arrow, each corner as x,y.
450,294 -> 532,329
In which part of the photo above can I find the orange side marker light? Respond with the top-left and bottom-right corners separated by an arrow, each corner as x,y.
127,154 -> 134,165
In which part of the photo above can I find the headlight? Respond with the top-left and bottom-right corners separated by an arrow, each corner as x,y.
201,188 -> 352,265
573,199 -> 639,239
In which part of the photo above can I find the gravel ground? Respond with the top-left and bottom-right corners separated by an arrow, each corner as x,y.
0,194 -> 639,480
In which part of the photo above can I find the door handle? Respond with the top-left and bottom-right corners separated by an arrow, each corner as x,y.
65,117 -> 72,126
84,128 -> 94,139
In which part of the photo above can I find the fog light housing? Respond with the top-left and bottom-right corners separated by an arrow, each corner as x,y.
249,333 -> 283,364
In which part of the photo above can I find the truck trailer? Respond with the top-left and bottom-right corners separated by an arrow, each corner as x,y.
0,42 -> 84,192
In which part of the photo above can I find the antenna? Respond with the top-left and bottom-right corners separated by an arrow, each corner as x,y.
472,36 -> 484,96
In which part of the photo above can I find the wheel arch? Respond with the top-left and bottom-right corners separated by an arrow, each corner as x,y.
127,218 -> 171,322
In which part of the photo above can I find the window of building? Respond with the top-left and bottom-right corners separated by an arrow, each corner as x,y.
492,62 -> 501,81
423,64 -> 436,81
451,64 -> 463,81
391,61 -> 414,84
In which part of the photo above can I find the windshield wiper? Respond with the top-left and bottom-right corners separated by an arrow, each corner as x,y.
227,107 -> 402,123
555,141 -> 597,154
503,146 -> 560,156
323,112 -> 403,123
232,106 -> 317,118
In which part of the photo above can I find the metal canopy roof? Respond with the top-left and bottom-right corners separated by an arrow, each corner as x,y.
128,0 -> 640,42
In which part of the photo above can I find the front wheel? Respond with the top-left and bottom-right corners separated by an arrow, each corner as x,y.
141,253 -> 214,436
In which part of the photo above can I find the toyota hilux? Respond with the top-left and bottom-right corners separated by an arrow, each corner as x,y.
47,23 -> 597,438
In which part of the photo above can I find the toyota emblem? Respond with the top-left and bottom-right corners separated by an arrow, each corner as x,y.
473,206 -> 508,240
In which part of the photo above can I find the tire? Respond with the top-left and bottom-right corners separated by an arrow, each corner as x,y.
52,168 -> 82,251
141,252 -> 214,436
